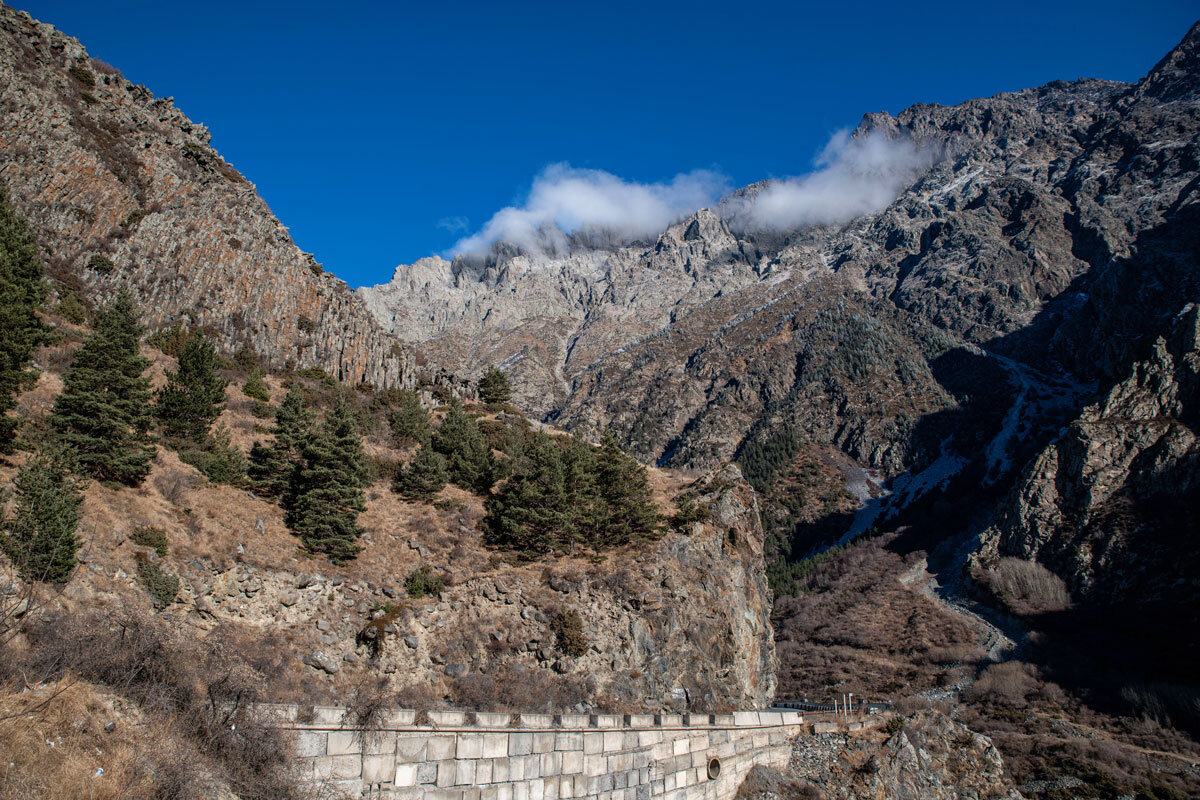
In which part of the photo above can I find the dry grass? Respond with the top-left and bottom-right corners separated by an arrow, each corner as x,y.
773,537 -> 981,700
0,679 -> 195,800
977,557 -> 1071,615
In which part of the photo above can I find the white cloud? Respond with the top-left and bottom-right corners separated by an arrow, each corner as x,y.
722,130 -> 941,233
437,215 -> 470,234
451,164 -> 730,256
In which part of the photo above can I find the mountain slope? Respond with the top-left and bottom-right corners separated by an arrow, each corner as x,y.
0,3 -> 414,387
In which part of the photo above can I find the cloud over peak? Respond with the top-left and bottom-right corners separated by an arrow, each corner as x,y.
450,164 -> 730,256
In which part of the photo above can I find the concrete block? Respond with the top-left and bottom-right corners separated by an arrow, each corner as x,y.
711,714 -> 735,727
520,713 -> 554,728
476,758 -> 493,783
561,749 -> 583,773
623,732 -> 640,750
603,731 -> 624,752
658,714 -> 683,728
326,730 -> 360,756
417,762 -> 438,784
386,709 -> 418,726
554,731 -> 582,751
455,759 -> 477,785
585,753 -> 607,776
293,730 -> 327,757
529,779 -> 545,800
638,730 -> 663,747
558,776 -> 574,798
526,754 -> 542,779
511,732 -> 533,756
428,711 -> 467,726
510,755 -> 527,781
758,711 -> 784,726
428,735 -> 457,761
498,786 -> 513,800
732,712 -> 759,726
688,735 -> 708,753
573,774 -> 588,795
672,738 -> 689,756
592,714 -> 622,728
362,754 -> 392,783
780,711 -> 803,726
475,711 -> 511,727
394,763 -> 417,787
811,721 -> 839,735
313,755 -> 362,780
558,713 -> 590,728
513,782 -> 529,800
626,714 -> 655,728
364,732 -> 397,755
312,705 -> 344,725
457,733 -> 484,759
481,788 -> 499,800
584,732 -> 604,754
533,732 -> 555,753
483,732 -> 509,758
436,760 -> 456,787
396,734 -> 427,761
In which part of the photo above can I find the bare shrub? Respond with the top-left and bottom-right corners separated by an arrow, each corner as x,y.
966,661 -> 1039,708
19,610 -> 307,800
342,676 -> 391,747
980,557 -> 1071,615
451,667 -> 594,712
154,466 -> 196,506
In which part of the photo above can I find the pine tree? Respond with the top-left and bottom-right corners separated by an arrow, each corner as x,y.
477,366 -> 511,407
49,289 -> 155,486
242,366 -> 270,401
388,390 -> 430,447
593,432 -> 662,546
561,434 -> 600,546
392,445 -> 449,502
249,384 -> 313,497
286,400 -> 369,563
157,331 -> 227,445
432,398 -> 495,493
0,182 -> 50,452
484,432 -> 568,554
1,444 -> 83,583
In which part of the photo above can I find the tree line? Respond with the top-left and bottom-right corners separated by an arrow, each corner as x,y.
0,183 -> 663,587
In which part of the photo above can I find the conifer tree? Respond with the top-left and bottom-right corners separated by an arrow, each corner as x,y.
286,399 -> 369,563
388,390 -> 431,447
477,366 -> 511,407
1,444 -> 83,583
432,398 -> 494,493
392,445 -> 449,502
484,432 -> 568,554
593,432 -> 662,546
157,331 -> 227,445
243,366 -> 270,401
0,182 -> 50,452
561,434 -> 599,545
49,290 -> 155,486
249,384 -> 313,497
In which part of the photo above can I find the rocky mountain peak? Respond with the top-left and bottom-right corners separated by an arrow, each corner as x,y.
1137,19 -> 1200,102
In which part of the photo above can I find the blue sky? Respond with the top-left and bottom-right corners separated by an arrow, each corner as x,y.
14,1 -> 1197,287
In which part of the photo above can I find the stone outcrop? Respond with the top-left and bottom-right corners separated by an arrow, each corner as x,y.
366,465 -> 777,712
760,712 -> 1022,800
0,4 -> 415,387
978,305 -> 1200,605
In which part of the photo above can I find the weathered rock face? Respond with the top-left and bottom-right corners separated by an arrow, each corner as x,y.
361,23 -> 1200,497
0,5 -> 415,387
369,464 -> 778,711
978,305 -> 1200,606
762,713 -> 1022,800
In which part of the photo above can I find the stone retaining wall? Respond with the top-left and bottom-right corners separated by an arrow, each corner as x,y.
257,705 -> 807,800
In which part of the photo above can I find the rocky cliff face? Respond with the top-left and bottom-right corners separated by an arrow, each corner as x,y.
978,305 -> 1200,606
0,4 -> 415,387
361,24 -> 1200,500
